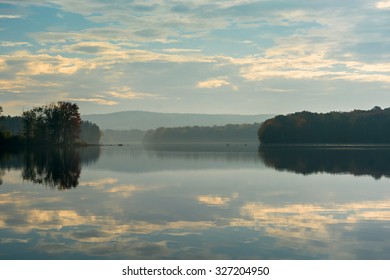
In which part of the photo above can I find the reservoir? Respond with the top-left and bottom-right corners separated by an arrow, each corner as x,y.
0,144 -> 389,259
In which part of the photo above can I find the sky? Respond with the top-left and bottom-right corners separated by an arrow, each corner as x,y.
0,0 -> 389,116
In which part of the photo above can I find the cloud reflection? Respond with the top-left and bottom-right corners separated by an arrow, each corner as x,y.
237,200 -> 390,255
197,193 -> 239,206
1,146 -> 389,259
1,177 -> 389,259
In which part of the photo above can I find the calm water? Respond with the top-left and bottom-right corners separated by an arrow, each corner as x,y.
0,144 -> 389,259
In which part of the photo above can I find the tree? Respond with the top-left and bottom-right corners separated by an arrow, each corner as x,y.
58,102 -> 81,145
22,101 -> 81,145
258,107 -> 390,144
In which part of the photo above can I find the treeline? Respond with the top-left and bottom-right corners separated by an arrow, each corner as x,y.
258,106 -> 390,144
0,107 -> 24,145
143,123 -> 261,143
0,102 -> 101,145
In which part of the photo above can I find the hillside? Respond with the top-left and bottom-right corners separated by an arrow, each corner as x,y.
83,111 -> 273,130
258,106 -> 390,144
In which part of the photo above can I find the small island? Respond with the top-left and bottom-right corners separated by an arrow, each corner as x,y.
0,101 -> 101,146
258,106 -> 390,144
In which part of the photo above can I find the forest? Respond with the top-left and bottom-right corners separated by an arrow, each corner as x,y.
258,106 -> 390,144
0,102 -> 101,146
143,123 -> 261,143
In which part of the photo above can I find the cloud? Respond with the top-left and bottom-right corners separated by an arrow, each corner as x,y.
264,88 -> 293,93
26,57 -> 92,75
34,40 -> 215,64
0,100 -> 35,115
162,48 -> 201,53
0,42 -> 32,47
1,0 -> 390,115
0,77 -> 62,93
197,77 -> 238,90
2,51 -> 96,76
0,58 -> 5,72
124,49 -> 215,63
376,1 -> 390,9
197,78 -> 229,88
107,86 -> 157,100
238,200 -> 390,243
66,42 -> 113,54
0,15 -> 22,19
133,28 -> 161,38
32,29 -> 128,44
0,79 -> 27,93
230,43 -> 390,83
66,98 -> 117,106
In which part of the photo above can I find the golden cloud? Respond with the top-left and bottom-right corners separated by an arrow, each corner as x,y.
197,193 -> 238,206
65,97 -> 118,106
228,44 -> 390,83
376,1 -> 390,9
197,77 -> 238,90
107,86 -> 158,99
238,200 -> 390,242
0,15 -> 21,19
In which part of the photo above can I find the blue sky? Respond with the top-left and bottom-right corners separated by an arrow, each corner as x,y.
0,0 -> 389,115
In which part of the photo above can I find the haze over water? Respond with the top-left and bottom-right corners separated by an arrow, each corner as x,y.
0,144 -> 389,259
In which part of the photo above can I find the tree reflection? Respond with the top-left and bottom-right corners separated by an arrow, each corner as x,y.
258,145 -> 390,179
22,148 -> 81,189
0,169 -> 3,185
0,147 -> 100,190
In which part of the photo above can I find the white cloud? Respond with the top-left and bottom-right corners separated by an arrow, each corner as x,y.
26,57 -> 93,75
1,0 -> 390,115
0,15 -> 21,19
197,78 -> 230,88
0,42 -> 32,47
107,87 -> 158,100
2,51 -> 96,76
34,40 -> 215,65
376,1 -> 390,9
66,97 -> 117,106
197,77 -> 238,90
162,48 -> 201,53
229,43 -> 390,83
0,77 -> 62,93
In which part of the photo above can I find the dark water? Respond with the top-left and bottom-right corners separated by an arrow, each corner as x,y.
0,144 -> 389,259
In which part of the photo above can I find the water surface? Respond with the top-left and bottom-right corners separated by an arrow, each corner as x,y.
0,144 -> 389,259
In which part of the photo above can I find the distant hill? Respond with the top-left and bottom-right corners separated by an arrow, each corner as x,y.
83,111 -> 274,130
